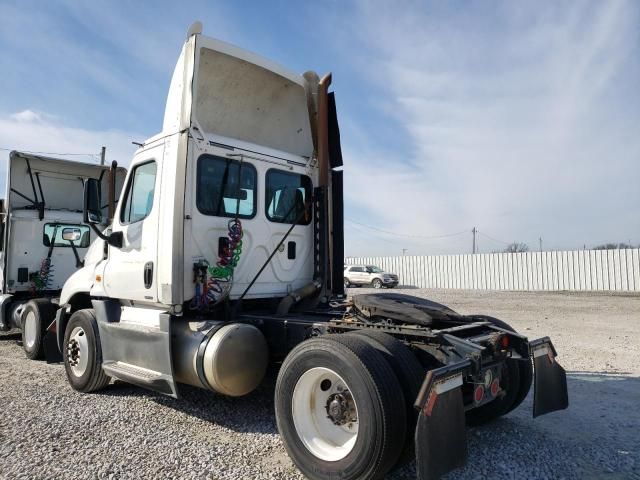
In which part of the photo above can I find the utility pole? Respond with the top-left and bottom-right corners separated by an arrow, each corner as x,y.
100,146 -> 106,166
472,227 -> 477,254
539,237 -> 543,252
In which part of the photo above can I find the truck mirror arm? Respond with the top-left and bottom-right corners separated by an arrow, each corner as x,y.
88,223 -> 123,249
67,240 -> 85,268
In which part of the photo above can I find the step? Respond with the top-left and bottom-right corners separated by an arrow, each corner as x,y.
102,361 -> 175,396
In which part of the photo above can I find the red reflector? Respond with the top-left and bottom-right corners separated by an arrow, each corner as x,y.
474,385 -> 485,403
490,378 -> 500,397
424,391 -> 439,417
501,335 -> 509,348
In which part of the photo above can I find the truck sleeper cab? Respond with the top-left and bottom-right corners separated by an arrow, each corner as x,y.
53,23 -> 568,480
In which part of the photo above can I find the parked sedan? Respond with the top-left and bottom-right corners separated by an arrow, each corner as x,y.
344,265 -> 399,289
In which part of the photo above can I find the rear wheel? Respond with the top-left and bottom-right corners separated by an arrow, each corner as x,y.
372,278 -> 383,289
21,299 -> 56,360
344,277 -> 350,288
63,309 -> 110,393
275,335 -> 406,480
351,330 -> 424,466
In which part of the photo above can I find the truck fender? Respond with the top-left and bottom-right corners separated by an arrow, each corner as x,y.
0,294 -> 13,331
55,306 -> 69,354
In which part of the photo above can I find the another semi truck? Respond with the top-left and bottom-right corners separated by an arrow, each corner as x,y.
0,151 -> 125,359
49,23 -> 568,479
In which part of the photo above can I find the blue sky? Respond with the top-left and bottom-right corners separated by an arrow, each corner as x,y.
1,0 -> 638,256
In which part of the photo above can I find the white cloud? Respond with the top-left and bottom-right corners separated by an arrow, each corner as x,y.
338,1 -> 640,256
0,110 -> 140,191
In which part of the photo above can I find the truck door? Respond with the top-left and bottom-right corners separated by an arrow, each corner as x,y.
102,145 -> 162,302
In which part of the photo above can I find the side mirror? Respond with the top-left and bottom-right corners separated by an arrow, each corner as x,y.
83,178 -> 102,224
62,228 -> 81,242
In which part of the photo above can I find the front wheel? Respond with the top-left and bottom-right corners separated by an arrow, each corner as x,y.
372,278 -> 383,289
275,335 -> 406,480
63,309 -> 110,393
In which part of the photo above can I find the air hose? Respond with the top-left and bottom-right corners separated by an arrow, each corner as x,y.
31,257 -> 55,294
31,224 -> 58,294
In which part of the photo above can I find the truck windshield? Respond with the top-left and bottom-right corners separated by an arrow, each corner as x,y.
43,223 -> 90,248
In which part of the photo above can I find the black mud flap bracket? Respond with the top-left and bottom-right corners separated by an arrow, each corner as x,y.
414,360 -> 471,480
530,336 -> 569,417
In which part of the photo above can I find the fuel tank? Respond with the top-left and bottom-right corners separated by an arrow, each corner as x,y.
172,320 -> 268,396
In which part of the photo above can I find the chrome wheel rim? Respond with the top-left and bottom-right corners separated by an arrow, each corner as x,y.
23,311 -> 38,349
373,279 -> 382,288
292,367 -> 359,461
67,326 -> 89,377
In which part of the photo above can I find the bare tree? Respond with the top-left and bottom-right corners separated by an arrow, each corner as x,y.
594,243 -> 634,250
504,242 -> 529,253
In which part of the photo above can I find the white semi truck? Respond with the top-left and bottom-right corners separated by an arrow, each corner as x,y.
48,23 -> 568,479
0,151 -> 125,359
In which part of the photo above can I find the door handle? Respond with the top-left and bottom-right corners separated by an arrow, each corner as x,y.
144,262 -> 153,289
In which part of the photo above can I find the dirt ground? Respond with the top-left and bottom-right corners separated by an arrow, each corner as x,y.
0,289 -> 638,479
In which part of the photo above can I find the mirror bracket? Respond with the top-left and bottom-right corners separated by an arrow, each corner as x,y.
108,231 -> 123,248
88,224 -> 123,249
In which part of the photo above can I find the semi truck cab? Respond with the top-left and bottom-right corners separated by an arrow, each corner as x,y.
53,23 -> 568,480
0,152 -> 125,359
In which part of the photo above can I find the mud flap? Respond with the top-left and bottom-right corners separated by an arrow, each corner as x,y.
414,361 -> 470,480
530,337 -> 569,417
43,319 -> 62,363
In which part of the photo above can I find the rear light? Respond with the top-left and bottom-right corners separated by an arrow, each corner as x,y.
483,369 -> 493,388
473,385 -> 485,404
501,335 -> 510,348
490,378 -> 501,397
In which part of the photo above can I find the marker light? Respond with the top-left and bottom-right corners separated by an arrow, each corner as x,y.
474,385 -> 485,404
490,378 -> 501,397
483,369 -> 493,389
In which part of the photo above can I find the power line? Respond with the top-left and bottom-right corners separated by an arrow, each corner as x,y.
347,221 -> 398,244
477,230 -> 511,245
346,219 -> 468,240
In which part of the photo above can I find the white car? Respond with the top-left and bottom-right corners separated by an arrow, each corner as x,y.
344,265 -> 399,289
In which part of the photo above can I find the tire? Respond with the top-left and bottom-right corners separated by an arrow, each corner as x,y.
344,277 -> 351,288
350,330 -> 424,466
465,315 -> 533,425
275,335 -> 406,480
21,299 -> 56,360
63,309 -> 110,393
372,278 -> 383,289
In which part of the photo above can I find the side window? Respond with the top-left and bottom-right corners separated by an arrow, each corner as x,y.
196,155 -> 257,218
120,161 -> 157,224
266,169 -> 312,224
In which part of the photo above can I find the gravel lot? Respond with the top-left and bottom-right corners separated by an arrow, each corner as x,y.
0,289 -> 638,479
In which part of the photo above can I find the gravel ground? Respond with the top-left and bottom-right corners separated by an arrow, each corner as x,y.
0,289 -> 638,479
